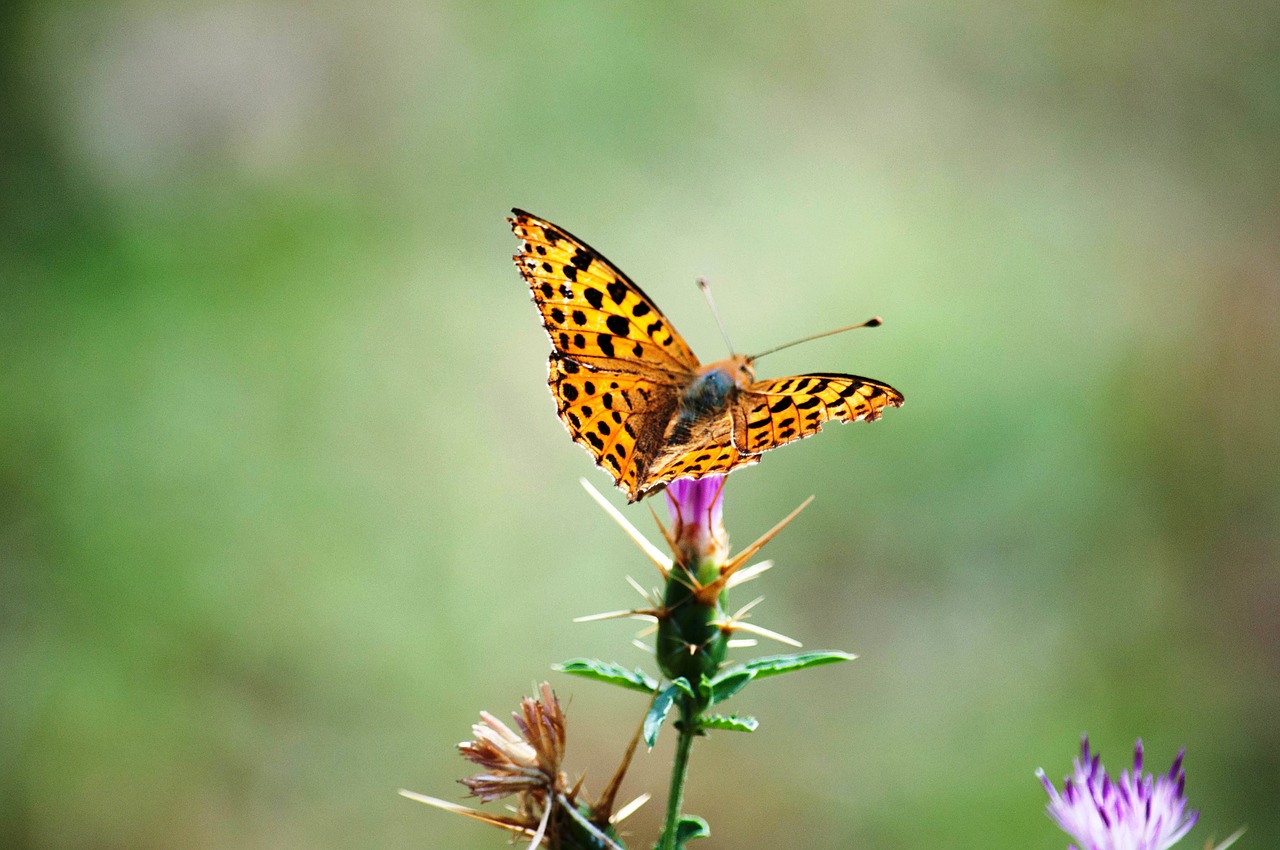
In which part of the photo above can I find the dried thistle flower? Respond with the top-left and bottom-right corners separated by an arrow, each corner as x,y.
459,682 -> 570,807
402,683 -> 645,850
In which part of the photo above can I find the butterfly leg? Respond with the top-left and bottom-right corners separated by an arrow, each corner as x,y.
729,403 -> 753,455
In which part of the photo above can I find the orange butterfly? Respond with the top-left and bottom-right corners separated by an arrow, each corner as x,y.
510,209 -> 904,502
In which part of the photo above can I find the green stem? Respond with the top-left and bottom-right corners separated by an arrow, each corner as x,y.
658,698 -> 698,850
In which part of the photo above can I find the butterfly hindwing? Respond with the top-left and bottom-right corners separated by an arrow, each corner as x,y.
736,373 -> 904,455
511,210 -> 699,376
643,413 -> 761,496
548,354 -> 679,499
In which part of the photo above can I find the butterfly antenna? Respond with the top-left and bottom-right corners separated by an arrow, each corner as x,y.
748,317 -> 883,362
697,277 -> 736,356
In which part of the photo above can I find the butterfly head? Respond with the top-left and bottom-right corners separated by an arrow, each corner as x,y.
701,354 -> 756,390
733,354 -> 756,385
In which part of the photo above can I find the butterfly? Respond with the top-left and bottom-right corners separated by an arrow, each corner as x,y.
509,209 -> 904,502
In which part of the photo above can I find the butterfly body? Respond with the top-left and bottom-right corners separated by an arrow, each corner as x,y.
510,209 -> 903,502
677,357 -> 752,423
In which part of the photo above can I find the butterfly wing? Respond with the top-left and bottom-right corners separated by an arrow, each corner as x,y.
735,373 -> 904,455
637,412 -> 761,500
512,210 -> 706,499
510,210 -> 700,377
548,353 -> 681,500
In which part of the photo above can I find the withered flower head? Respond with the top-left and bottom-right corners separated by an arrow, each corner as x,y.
459,681 -> 569,805
403,683 -> 643,850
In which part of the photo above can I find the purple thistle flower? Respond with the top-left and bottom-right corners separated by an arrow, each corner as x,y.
665,475 -> 728,569
1037,735 -> 1199,850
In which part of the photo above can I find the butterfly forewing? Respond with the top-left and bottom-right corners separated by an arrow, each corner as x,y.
511,210 -> 699,376
736,374 -> 904,455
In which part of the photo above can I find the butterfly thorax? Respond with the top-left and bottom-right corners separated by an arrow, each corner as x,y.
675,356 -> 755,424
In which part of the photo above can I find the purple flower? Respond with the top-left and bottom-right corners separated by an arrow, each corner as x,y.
665,475 -> 728,569
1037,736 -> 1199,850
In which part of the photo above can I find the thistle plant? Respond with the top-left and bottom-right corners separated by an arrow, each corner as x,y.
402,478 -> 1248,849
403,473 -> 855,849
400,211 -> 1246,847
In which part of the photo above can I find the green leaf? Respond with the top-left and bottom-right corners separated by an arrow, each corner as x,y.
554,659 -> 659,694
704,668 -> 755,706
670,676 -> 695,699
699,713 -> 759,733
737,650 -> 856,680
674,815 -> 710,847
643,684 -> 679,747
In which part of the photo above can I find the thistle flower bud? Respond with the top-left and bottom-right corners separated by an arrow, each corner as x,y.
665,476 -> 728,576
657,476 -> 730,686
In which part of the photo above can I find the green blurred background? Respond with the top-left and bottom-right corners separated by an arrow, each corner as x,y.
3,2 -> 1278,848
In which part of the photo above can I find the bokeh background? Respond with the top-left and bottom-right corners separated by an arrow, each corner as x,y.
3,2 -> 1278,848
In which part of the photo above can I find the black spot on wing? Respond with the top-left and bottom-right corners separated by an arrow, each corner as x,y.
584,288 -> 604,309
606,314 -> 630,337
